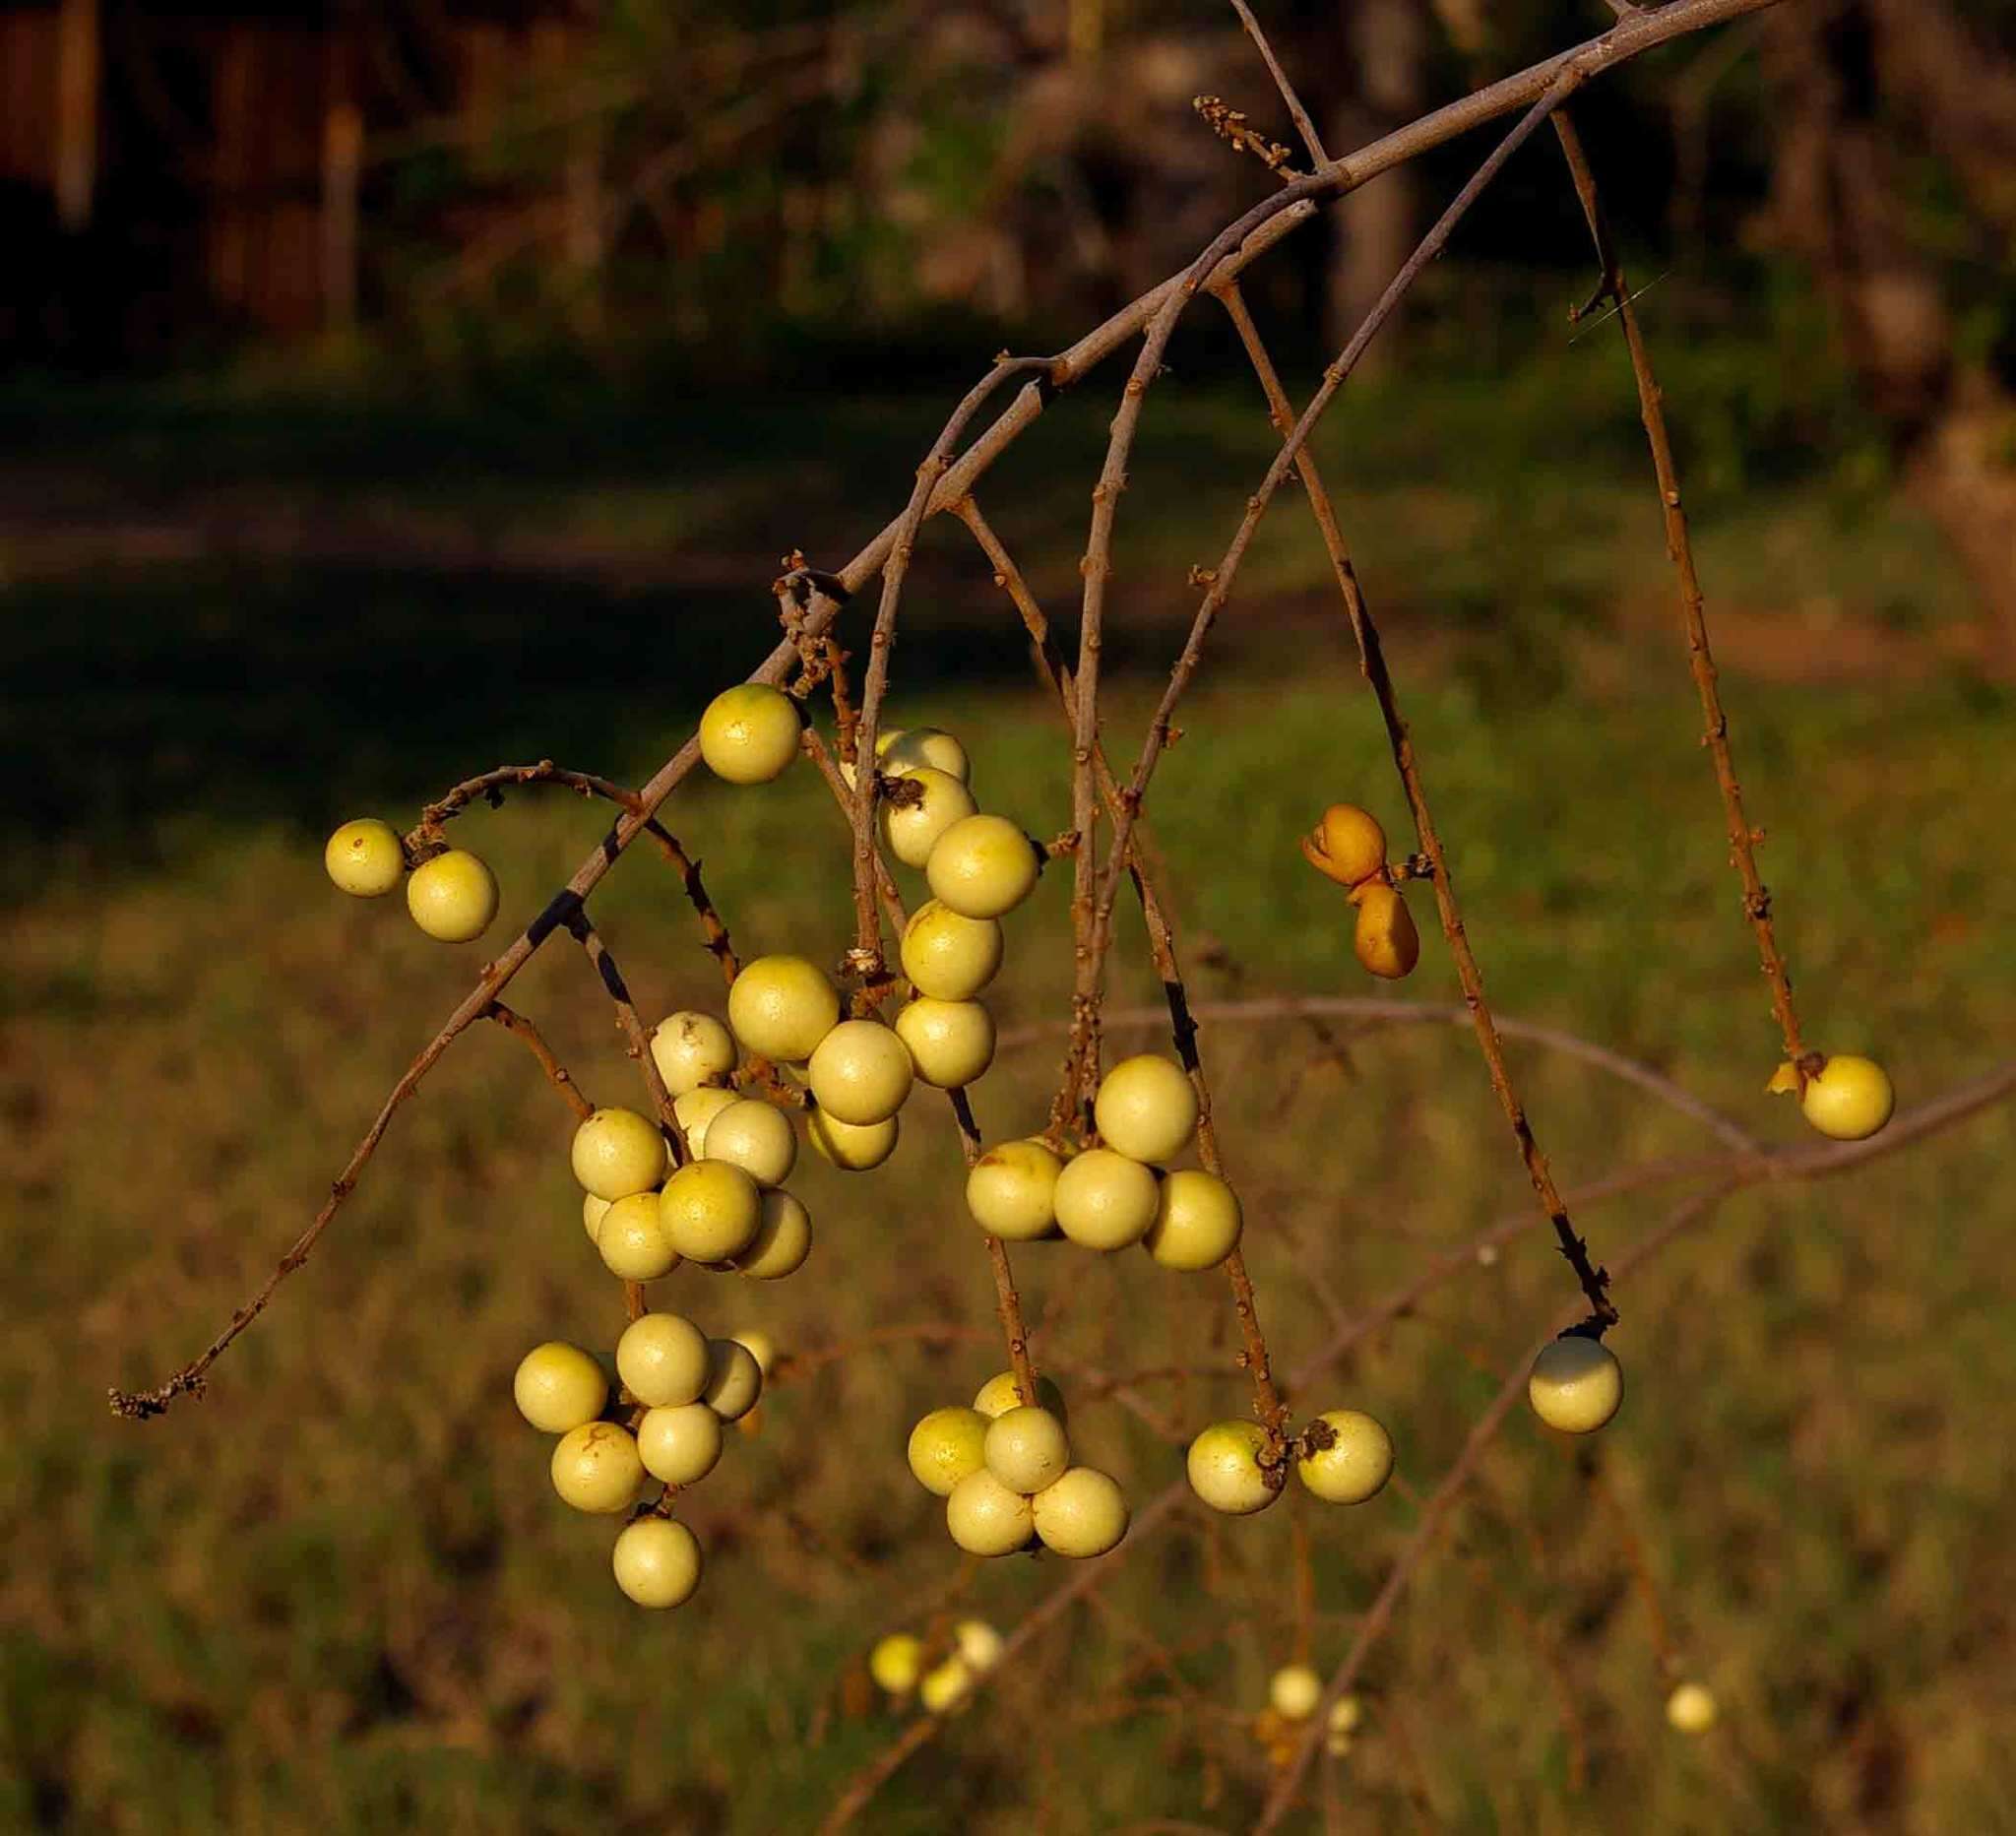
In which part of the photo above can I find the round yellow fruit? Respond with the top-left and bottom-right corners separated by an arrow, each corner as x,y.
918,1657 -> 974,1714
1094,1054 -> 1198,1165
894,997 -> 995,1090
612,1516 -> 703,1609
615,1311 -> 711,1407
550,1421 -> 644,1514
672,1085 -> 738,1157
1186,1420 -> 1281,1516
966,1139 -> 1063,1241
1798,1053 -> 1894,1141
571,1107 -> 669,1202
1031,1466 -> 1129,1557
659,1160 -> 764,1263
582,1191 -> 610,1243
1295,1409 -> 1394,1505
324,818 -> 404,897
1328,1693 -> 1362,1738
983,1405 -> 1071,1495
946,1468 -> 1036,1556
879,727 -> 971,783
1053,1148 -> 1160,1251
638,1401 -> 724,1487
807,1107 -> 899,1171
650,1011 -> 737,1096
731,1188 -> 812,1280
699,682 -> 800,785
925,814 -> 1041,919
907,1405 -> 989,1497
1666,1680 -> 1718,1735
513,1341 -> 607,1433
1301,802 -> 1387,889
597,1190 -> 679,1282
730,1330 -> 776,1375
1144,1169 -> 1242,1271
1528,1335 -> 1623,1434
955,1619 -> 1003,1671
900,900 -> 1004,1001
973,1369 -> 1069,1424
702,1337 -> 764,1421
699,1097 -> 797,1188
806,1020 -> 914,1126
1350,880 -> 1419,980
869,1633 -> 923,1694
879,767 -> 978,869
1270,1664 -> 1322,1722
407,849 -> 499,942
728,955 -> 841,1061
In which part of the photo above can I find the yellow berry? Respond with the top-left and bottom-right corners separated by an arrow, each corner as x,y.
924,814 -> 1041,919
650,1011 -> 736,1096
1300,803 -> 1387,888
973,1370 -> 1068,1424
612,1516 -> 702,1608
597,1190 -> 679,1282
900,899 -> 1004,1000
1031,1466 -> 1128,1557
1053,1148 -> 1160,1250
702,1337 -> 764,1421
582,1192 -> 610,1242
1350,880 -> 1419,980
1666,1680 -> 1718,1735
731,1188 -> 813,1280
1528,1335 -> 1623,1434
879,727 -> 971,782
869,1633 -> 924,1694
966,1139 -> 1063,1240
324,818 -> 404,897
730,1330 -> 776,1375
659,1160 -> 763,1263
907,1405 -> 989,1497
672,1086 -> 738,1157
699,683 -> 800,785
954,1619 -> 1003,1671
571,1107 -> 669,1201
513,1341 -> 608,1433
879,767 -> 979,869
807,1020 -> 914,1125
1798,1053 -> 1894,1140
983,1405 -> 1071,1494
1295,1409 -> 1394,1505
895,997 -> 995,1090
550,1421 -> 644,1513
1328,1693 -> 1362,1737
1144,1169 -> 1242,1271
1094,1054 -> 1198,1165
918,1656 -> 975,1714
946,1468 -> 1035,1556
406,849 -> 499,942
1186,1420 -> 1281,1516
1270,1665 -> 1323,1722
638,1402 -> 724,1486
728,955 -> 841,1061
806,1107 -> 899,1171
615,1311 -> 710,1407
699,1097 -> 797,1188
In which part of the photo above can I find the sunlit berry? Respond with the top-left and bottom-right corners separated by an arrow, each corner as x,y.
869,1633 -> 924,1694
900,899 -> 1004,1001
879,767 -> 978,870
973,1369 -> 1069,1424
1667,1680 -> 1718,1734
699,1097 -> 797,1188
946,1468 -> 1035,1556
616,1310 -> 711,1408
407,848 -> 499,942
513,1341 -> 607,1433
650,1011 -> 737,1097
1186,1420 -> 1281,1515
727,954 -> 841,1062
1295,1409 -> 1394,1505
550,1421 -> 644,1513
659,1160 -> 763,1263
597,1190 -> 679,1282
582,1191 -> 610,1242
1094,1054 -> 1198,1165
702,1337 -> 764,1421
1527,1335 -> 1622,1434
612,1516 -> 703,1608
324,818 -> 404,897
1350,880 -> 1419,980
638,1401 -> 724,1486
700,683 -> 801,785
954,1620 -> 1003,1671
1797,1053 -> 1894,1141
1270,1665 -> 1322,1722
731,1188 -> 812,1280
1053,1148 -> 1160,1250
925,814 -> 1041,919
918,1657 -> 974,1714
1031,1466 -> 1128,1557
806,1020 -> 914,1126
1300,802 -> 1388,889
907,1405 -> 989,1497
673,1085 -> 738,1157
806,1107 -> 900,1171
894,997 -> 995,1090
878,726 -> 971,783
982,1405 -> 1071,1494
1144,1169 -> 1242,1271
965,1138 -> 1063,1241
571,1107 -> 669,1202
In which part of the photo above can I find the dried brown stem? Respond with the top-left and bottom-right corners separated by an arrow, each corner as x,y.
565,912 -> 685,1158
1227,0 -> 1330,165
639,819 -> 740,990
484,1002 -> 593,1120
408,758 -> 642,855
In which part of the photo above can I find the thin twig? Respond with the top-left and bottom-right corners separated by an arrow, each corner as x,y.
1227,0 -> 1330,164
484,1003 -> 593,1120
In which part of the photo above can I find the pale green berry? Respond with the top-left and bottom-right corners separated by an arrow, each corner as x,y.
700,1097 -> 797,1188
1094,1054 -> 1198,1165
615,1311 -> 710,1407
583,1192 -> 610,1242
879,767 -> 979,870
659,1160 -> 763,1263
1295,1409 -> 1394,1505
925,814 -> 1041,919
597,1190 -> 679,1282
945,1468 -> 1035,1556
700,683 -> 800,785
918,1657 -> 974,1714
612,1516 -> 703,1608
702,1337 -> 764,1421
806,1107 -> 899,1171
673,1086 -> 738,1157
731,1188 -> 812,1280
407,849 -> 499,942
879,727 -> 971,783
965,1138 -> 1063,1241
1053,1148 -> 1159,1251
807,1020 -> 914,1125
900,899 -> 1003,1000
895,997 -> 995,1090
907,1405 -> 989,1497
324,818 -> 404,897
973,1369 -> 1069,1424
513,1341 -> 608,1433
1799,1053 -> 1894,1141
1031,1467 -> 1128,1557
1270,1665 -> 1322,1721
728,955 -> 841,1061
954,1619 -> 1002,1671
650,1011 -> 736,1096
1528,1336 -> 1622,1433
1667,1681 -> 1718,1734
550,1421 -> 644,1513
982,1406 -> 1071,1495
869,1633 -> 923,1694
1186,1420 -> 1281,1515
638,1401 -> 724,1486
571,1107 -> 669,1201
1144,1169 -> 1242,1271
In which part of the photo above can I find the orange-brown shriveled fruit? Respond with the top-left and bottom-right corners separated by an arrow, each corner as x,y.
1350,880 -> 1419,980
1301,803 -> 1387,889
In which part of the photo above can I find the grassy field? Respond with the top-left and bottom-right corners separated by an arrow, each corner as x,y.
5,318 -> 2016,1831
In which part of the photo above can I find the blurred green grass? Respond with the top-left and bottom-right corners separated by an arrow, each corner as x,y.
5,318 -> 2016,1829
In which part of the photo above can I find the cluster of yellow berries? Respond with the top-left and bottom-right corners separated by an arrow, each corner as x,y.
907,1371 -> 1130,1559
868,1618 -> 1004,1714
1300,802 -> 1419,980
324,818 -> 500,943
1185,1406 -> 1394,1516
1254,1666 -> 1362,1765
